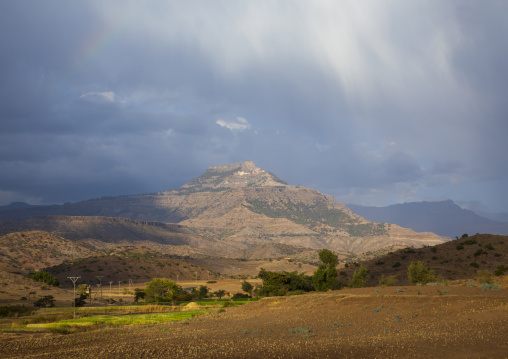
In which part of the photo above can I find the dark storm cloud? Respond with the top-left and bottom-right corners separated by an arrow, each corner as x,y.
1,1 -> 507,213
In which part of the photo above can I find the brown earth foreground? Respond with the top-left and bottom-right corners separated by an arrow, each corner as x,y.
1,285 -> 507,358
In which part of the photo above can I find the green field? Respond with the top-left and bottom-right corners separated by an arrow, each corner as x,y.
27,309 -> 209,328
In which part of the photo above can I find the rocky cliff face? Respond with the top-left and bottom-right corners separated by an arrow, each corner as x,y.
182,161 -> 288,189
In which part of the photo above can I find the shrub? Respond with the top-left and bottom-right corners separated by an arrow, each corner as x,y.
232,293 -> 250,299
495,265 -> 508,276
473,249 -> 488,257
348,265 -> 369,288
470,262 -> 480,268
456,245 -> 464,250
26,271 -> 60,287
436,274 -> 448,285
407,261 -> 435,285
479,283 -> 500,291
430,247 -> 437,253
174,293 -> 192,302
0,305 -> 35,317
34,295 -> 55,308
485,243 -> 494,250
475,270 -> 493,284
378,274 -> 398,287
392,262 -> 401,268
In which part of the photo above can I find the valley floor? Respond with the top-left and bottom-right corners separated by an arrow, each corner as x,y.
1,285 -> 507,358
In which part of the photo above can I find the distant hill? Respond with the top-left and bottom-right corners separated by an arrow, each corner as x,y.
0,161 -> 448,255
0,202 -> 38,211
348,200 -> 508,238
0,231 -> 99,274
339,233 -> 508,286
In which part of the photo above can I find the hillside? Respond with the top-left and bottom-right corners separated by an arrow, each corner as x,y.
0,161 -> 449,256
0,216 -> 232,255
340,234 -> 508,286
348,200 -> 508,238
0,231 -> 99,274
45,256 -> 218,286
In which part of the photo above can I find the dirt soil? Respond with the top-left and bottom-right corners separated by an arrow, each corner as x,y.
1,285 -> 507,358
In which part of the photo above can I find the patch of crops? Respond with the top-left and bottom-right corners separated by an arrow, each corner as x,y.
28,309 -> 210,328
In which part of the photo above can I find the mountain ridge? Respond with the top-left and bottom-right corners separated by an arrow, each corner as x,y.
348,200 -> 508,238
0,161 -> 449,255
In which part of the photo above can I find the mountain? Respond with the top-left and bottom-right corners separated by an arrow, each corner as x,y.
0,202 -> 38,211
348,200 -> 508,238
0,161 -> 448,255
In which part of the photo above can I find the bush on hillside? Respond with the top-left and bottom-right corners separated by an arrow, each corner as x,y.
378,274 -> 398,287
407,261 -> 435,285
475,270 -> 493,284
26,271 -> 60,287
348,265 -> 369,288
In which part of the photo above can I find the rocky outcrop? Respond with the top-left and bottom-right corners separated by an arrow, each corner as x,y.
182,161 -> 288,189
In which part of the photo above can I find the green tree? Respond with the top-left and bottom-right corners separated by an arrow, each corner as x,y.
144,278 -> 182,302
214,289 -> 227,299
348,265 -> 369,288
258,269 -> 313,296
134,288 -> 146,303
198,285 -> 209,299
33,295 -> 55,308
407,261 -> 435,285
26,271 -> 60,287
241,281 -> 253,296
312,249 -> 338,291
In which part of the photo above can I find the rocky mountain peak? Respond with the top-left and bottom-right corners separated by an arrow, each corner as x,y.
182,161 -> 288,189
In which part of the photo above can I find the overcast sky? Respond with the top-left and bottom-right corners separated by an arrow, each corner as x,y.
1,1 -> 507,215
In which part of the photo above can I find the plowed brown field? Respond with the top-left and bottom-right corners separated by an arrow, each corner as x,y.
1,286 -> 507,358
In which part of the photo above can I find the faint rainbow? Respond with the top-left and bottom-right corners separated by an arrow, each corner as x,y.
70,19 -> 127,73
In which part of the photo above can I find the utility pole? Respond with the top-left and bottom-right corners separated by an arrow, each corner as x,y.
68,277 -> 80,320
118,281 -> 121,296
96,283 -> 101,305
176,274 -> 179,283
96,276 -> 103,304
109,281 -> 113,297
